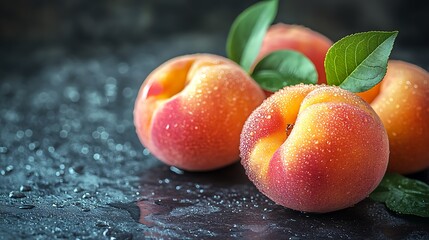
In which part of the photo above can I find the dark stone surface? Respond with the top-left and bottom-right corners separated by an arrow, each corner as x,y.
1,1 -> 429,239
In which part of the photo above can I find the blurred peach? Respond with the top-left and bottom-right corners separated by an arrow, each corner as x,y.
256,23 -> 332,86
358,60 -> 429,174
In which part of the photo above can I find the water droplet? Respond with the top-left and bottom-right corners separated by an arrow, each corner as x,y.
170,166 -> 184,175
0,146 -> 9,154
9,191 -> 26,199
16,130 -> 25,139
64,86 -> 80,102
82,192 -> 92,199
143,148 -> 150,156
19,185 -> 32,192
52,203 -> 65,208
100,131 -> 109,140
93,153 -> 101,160
52,227 -> 62,234
115,144 -> 123,151
82,207 -> 91,212
25,129 -> 33,137
80,146 -> 89,154
69,165 -> 84,175
96,221 -> 109,227
19,204 -> 35,209
59,130 -> 68,138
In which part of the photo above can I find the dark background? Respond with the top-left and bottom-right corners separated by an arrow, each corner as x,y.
1,1 -> 429,239
1,0 -> 429,63
1,0 -> 429,44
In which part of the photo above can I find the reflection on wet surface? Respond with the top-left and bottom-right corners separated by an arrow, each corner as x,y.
130,163 -> 429,239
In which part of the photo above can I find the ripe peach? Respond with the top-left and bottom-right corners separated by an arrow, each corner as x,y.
240,84 -> 389,213
357,60 -> 429,174
134,54 -> 265,171
256,23 -> 333,85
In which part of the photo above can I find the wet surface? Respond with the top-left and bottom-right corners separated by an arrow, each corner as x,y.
1,36 -> 429,239
2,1 -> 429,238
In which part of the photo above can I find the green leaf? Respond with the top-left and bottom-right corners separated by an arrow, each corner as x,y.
226,0 -> 278,72
325,31 -> 398,93
370,173 -> 429,217
252,50 -> 318,92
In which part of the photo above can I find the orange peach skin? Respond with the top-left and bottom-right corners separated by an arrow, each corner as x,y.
358,60 -> 429,174
240,84 -> 389,213
256,23 -> 333,85
134,54 -> 265,171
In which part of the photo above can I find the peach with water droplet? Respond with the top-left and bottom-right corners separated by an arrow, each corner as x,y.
357,60 -> 429,174
134,54 -> 265,171
240,84 -> 389,213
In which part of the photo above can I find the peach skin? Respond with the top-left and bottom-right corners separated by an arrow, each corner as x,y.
357,60 -> 429,174
134,54 -> 265,171
240,84 -> 389,213
256,23 -> 333,85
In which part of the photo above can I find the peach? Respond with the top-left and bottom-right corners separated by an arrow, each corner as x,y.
240,84 -> 389,213
134,54 -> 265,171
256,23 -> 333,85
357,60 -> 429,174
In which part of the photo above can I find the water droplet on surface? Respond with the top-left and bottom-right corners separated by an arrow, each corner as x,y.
59,130 -> 68,138
25,129 -> 33,137
28,143 -> 36,150
1,165 -> 14,175
52,203 -> 65,208
143,148 -> 150,156
82,192 -> 92,199
19,204 -> 35,209
0,146 -> 8,153
19,185 -> 32,192
64,86 -> 80,102
16,130 -> 25,139
96,220 -> 109,227
82,207 -> 91,212
170,166 -> 184,175
9,191 -> 26,198
93,153 -> 101,160
69,165 -> 84,175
